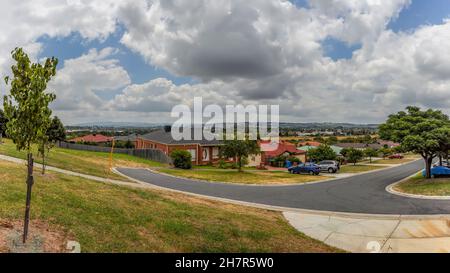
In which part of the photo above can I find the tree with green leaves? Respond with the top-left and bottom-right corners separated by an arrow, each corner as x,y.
364,148 -> 378,163
221,136 -> 260,172
3,48 -> 58,242
379,106 -> 450,179
307,144 -> 337,162
379,147 -> 393,159
0,108 -> 7,143
346,148 -> 364,165
38,116 -> 66,174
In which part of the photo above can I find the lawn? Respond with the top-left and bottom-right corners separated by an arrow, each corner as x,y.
0,160 -> 339,253
371,158 -> 417,165
339,164 -> 385,173
394,173 -> 450,196
0,139 -> 165,180
158,168 -> 329,185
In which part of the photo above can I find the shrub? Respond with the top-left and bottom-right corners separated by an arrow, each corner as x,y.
170,150 -> 192,169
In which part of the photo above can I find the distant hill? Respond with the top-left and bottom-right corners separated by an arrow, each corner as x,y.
69,121 -> 379,130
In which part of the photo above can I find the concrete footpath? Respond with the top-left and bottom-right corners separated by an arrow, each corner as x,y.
284,211 -> 450,253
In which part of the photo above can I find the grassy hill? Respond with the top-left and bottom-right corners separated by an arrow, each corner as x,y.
0,160 -> 339,253
0,139 -> 164,180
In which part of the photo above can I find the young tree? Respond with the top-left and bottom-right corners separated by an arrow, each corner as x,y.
379,147 -> 393,159
3,48 -> 58,242
0,108 -> 7,143
38,116 -> 66,174
379,106 -> 450,179
221,137 -> 260,172
307,144 -> 337,162
364,148 -> 378,163
346,148 -> 364,165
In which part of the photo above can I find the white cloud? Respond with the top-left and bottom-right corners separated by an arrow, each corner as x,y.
50,48 -> 131,111
2,0 -> 450,124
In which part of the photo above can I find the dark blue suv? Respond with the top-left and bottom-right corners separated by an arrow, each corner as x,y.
288,163 -> 321,175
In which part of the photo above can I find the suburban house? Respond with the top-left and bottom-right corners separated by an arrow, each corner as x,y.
248,140 -> 307,167
69,134 -> 113,144
135,129 -> 223,165
299,144 -> 343,157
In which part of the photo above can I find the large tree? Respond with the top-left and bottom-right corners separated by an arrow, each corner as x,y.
379,106 -> 450,179
307,144 -> 337,162
3,48 -> 58,242
221,136 -> 260,172
346,148 -> 364,166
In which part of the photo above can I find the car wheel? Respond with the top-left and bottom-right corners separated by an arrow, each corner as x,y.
328,168 -> 334,173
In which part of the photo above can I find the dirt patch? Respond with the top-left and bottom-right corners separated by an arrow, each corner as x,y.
0,219 -> 70,253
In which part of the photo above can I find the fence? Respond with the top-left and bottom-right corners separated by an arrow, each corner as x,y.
58,142 -> 172,164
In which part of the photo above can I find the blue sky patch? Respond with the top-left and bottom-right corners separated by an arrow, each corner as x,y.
388,0 -> 450,32
322,37 -> 362,61
38,27 -> 194,86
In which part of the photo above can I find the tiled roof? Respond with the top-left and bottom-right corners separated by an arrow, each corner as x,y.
139,129 -> 223,145
69,134 -> 113,143
335,143 -> 383,149
261,141 -> 306,157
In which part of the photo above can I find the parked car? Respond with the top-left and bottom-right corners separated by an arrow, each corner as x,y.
288,163 -> 320,175
433,160 -> 450,168
316,160 -> 340,173
388,154 -> 404,159
423,166 -> 450,178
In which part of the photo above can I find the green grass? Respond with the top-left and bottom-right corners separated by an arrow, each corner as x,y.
339,164 -> 385,173
371,158 -> 416,164
394,173 -> 450,196
158,168 -> 329,185
0,139 -> 165,180
0,160 -> 339,253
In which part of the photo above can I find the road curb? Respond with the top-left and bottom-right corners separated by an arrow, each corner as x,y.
386,173 -> 450,200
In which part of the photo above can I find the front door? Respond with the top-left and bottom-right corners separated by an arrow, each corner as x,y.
202,148 -> 210,162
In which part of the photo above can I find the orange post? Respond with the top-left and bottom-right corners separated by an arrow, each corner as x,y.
109,138 -> 115,171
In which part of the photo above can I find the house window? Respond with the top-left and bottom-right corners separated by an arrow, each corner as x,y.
188,149 -> 197,161
212,147 -> 219,159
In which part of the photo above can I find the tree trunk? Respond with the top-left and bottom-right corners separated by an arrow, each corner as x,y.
23,153 -> 34,243
424,155 -> 433,179
237,156 -> 242,172
41,152 -> 45,175
439,155 -> 443,166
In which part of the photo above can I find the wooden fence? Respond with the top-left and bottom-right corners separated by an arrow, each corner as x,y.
58,142 -> 172,164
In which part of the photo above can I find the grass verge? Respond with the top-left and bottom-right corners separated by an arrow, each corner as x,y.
394,173 -> 450,196
0,160 -> 340,253
158,168 -> 329,185
339,165 -> 385,173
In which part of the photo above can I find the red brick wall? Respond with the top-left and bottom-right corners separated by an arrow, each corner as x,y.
135,138 -> 222,165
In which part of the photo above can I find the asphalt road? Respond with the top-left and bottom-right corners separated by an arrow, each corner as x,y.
117,160 -> 450,215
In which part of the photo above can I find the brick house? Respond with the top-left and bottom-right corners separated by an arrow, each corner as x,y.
135,130 -> 224,165
69,134 -> 113,144
248,140 -> 307,166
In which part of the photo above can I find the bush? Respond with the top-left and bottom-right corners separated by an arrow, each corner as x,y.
170,150 -> 192,169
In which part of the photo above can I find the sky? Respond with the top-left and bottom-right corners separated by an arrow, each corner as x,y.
0,0 -> 450,125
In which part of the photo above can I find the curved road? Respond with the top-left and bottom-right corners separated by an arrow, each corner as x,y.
117,160 -> 450,215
